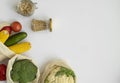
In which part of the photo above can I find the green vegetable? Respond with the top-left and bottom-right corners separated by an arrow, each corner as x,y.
11,59 -> 37,83
55,66 -> 75,78
5,32 -> 27,46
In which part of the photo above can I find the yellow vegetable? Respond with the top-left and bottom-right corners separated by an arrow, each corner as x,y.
0,30 -> 9,43
49,18 -> 52,32
8,42 -> 31,54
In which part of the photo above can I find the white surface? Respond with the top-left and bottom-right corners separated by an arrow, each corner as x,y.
0,0 -> 120,83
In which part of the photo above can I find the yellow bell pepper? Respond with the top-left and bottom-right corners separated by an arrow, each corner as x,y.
0,30 -> 9,43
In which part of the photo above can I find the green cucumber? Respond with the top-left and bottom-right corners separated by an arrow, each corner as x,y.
5,32 -> 27,46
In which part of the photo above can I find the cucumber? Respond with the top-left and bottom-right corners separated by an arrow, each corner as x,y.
5,32 -> 27,46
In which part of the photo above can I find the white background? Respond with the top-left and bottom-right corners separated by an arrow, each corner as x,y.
0,0 -> 120,83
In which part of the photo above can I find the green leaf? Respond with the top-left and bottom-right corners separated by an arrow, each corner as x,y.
55,66 -> 75,78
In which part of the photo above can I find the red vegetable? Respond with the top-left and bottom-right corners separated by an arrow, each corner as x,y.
1,26 -> 12,34
0,64 -> 7,81
11,21 -> 22,32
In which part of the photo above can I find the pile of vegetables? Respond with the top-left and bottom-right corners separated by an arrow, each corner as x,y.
0,21 -> 75,83
0,21 -> 31,81
0,21 -> 31,54
0,0 -> 75,82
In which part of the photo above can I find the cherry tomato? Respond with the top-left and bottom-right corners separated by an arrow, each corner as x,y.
1,26 -> 12,34
11,21 -> 22,32
0,64 -> 6,81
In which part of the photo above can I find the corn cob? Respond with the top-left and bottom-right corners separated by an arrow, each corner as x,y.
8,42 -> 31,54
0,30 -> 9,43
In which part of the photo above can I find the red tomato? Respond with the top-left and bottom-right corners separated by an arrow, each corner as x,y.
0,64 -> 6,81
1,26 -> 12,34
11,21 -> 22,32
